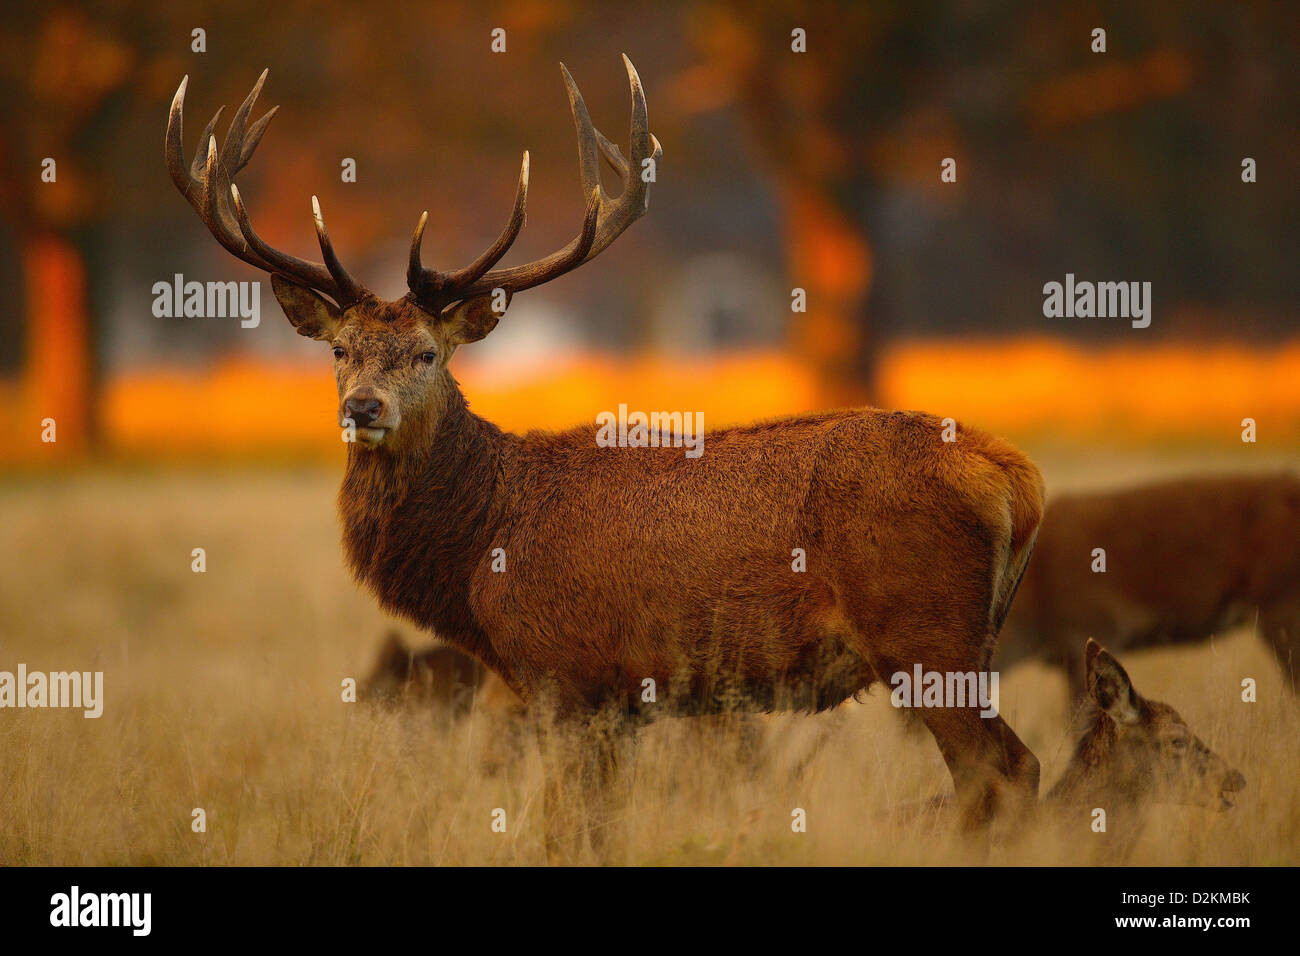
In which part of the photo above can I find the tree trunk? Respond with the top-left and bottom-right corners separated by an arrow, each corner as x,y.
23,231 -> 90,455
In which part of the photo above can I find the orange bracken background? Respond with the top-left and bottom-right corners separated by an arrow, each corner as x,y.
5,338 -> 1299,464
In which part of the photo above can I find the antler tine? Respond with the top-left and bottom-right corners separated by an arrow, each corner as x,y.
165,76 -> 194,195
408,152 -> 530,303
593,129 -> 627,176
237,105 -> 279,174
195,132 -> 273,272
199,135 -> 224,240
218,69 -> 266,183
407,211 -> 432,293
424,56 -> 659,306
561,63 -> 605,202
191,107 -> 224,180
312,196 -> 365,304
623,53 -> 652,182
601,54 -> 658,223
441,151 -> 530,288
165,72 -> 366,306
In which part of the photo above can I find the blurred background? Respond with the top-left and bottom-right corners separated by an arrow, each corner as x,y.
0,1 -> 1297,867
0,0 -> 1295,463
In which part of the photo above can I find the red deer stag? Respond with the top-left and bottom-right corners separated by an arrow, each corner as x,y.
997,473 -> 1300,707
165,58 -> 1045,844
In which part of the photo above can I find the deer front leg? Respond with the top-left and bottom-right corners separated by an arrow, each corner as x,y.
535,707 -> 630,863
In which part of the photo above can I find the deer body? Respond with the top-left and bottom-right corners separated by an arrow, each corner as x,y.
998,473 -> 1300,702
344,395 -> 1042,716
363,631 -> 497,714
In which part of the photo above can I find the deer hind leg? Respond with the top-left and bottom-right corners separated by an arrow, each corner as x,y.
869,612 -> 1040,834
917,704 -> 1039,834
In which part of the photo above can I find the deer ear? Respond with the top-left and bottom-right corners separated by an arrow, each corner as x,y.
271,275 -> 343,341
439,293 -> 510,346
1087,640 -> 1141,725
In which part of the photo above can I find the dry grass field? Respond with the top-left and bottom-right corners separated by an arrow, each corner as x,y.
1,449 -> 1297,866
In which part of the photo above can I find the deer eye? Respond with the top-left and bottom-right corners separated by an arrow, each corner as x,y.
332,346 -> 345,360
419,350 -> 437,365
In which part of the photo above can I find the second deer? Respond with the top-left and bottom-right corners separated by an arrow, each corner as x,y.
1044,639 -> 1246,857
997,473 -> 1300,706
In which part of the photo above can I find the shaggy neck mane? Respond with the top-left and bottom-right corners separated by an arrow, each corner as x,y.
338,386 -> 509,671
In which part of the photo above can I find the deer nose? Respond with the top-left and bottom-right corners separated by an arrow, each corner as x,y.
344,395 -> 384,428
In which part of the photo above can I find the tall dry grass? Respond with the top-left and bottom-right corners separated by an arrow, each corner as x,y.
0,454 -> 1296,865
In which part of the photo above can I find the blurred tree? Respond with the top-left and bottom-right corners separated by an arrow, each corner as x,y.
2,0 -> 1294,459
688,0 -> 1298,401
687,2 -> 886,404
0,7 -> 138,450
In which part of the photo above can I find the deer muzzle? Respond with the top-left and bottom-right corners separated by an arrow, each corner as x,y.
341,390 -> 398,445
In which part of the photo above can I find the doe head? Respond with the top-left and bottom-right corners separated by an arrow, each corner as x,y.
1084,638 -> 1246,810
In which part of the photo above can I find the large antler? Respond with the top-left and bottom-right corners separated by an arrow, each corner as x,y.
165,70 -> 366,307
407,54 -> 662,313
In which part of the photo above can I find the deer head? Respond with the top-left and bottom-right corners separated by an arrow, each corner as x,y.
1056,639 -> 1246,810
166,58 -> 660,450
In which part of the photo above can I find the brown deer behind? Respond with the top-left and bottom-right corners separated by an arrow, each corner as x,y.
363,631 -> 527,772
363,630 -> 497,715
997,473 -> 1300,704
166,60 -> 1046,840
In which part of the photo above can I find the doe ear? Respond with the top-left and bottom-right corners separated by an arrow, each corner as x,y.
440,292 -> 510,346
271,274 -> 343,341
1086,638 -> 1142,725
